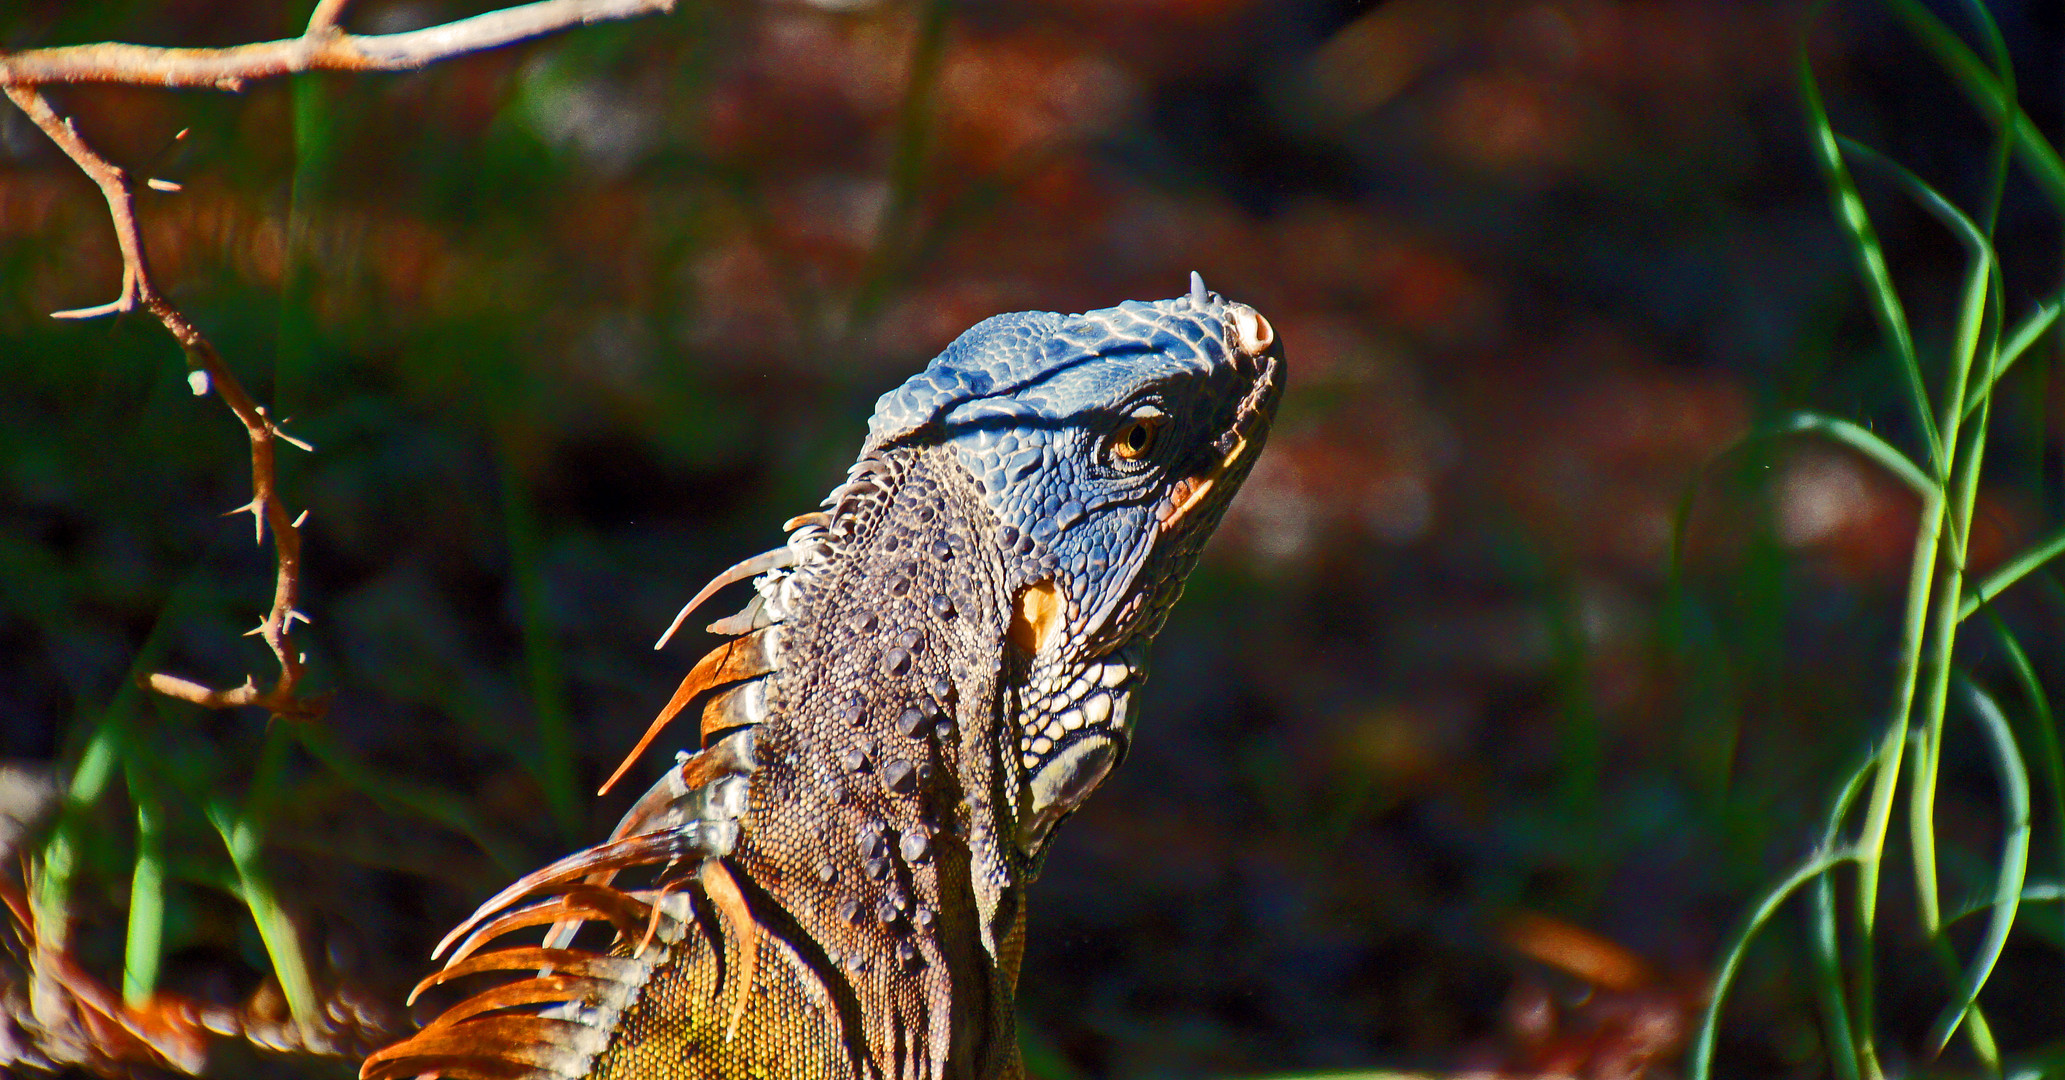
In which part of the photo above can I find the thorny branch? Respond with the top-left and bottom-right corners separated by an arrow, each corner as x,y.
0,0 -> 675,88
1,83 -> 320,719
1,0 -> 676,720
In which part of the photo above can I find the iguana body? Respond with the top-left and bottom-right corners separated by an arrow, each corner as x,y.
363,277 -> 1282,1080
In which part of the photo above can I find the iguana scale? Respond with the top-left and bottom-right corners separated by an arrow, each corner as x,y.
362,275 -> 1283,1080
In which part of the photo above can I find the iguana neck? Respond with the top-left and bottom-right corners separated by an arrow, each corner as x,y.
732,442 -> 1029,1074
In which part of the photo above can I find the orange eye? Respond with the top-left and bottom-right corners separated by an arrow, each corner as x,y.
1112,416 -> 1161,461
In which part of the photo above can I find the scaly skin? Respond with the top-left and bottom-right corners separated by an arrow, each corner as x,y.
363,276 -> 1283,1080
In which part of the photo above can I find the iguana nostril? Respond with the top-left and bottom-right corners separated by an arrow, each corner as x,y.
1233,306 -> 1274,354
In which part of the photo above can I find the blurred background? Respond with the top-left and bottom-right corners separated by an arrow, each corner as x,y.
2,0 -> 2062,1076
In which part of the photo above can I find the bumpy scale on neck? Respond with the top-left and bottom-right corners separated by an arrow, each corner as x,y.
587,443 -> 1027,1080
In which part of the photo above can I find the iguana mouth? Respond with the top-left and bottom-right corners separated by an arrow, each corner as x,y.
1154,306 -> 1281,539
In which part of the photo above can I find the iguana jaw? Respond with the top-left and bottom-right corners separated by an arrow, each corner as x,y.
1006,642 -> 1145,865
999,305 -> 1283,868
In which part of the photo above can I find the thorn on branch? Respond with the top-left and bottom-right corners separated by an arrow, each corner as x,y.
305,0 -> 356,37
224,499 -> 264,543
50,297 -> 133,320
146,178 -> 181,191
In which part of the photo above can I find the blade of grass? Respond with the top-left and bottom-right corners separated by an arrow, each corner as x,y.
1906,731 -> 2005,1071
1812,752 -> 1881,1080
1668,412 -> 1921,591
1842,364 -> 1947,1080
1952,0 -> 2014,236
1884,0 -> 2065,212
1949,882 -> 2065,924
294,722 -> 524,875
1847,467 -> 1943,1073
119,777 -> 164,1007
205,796 -> 319,1033
850,0 -> 953,323
33,721 -> 123,954
1836,135 -> 2001,948
1928,678 -> 2030,1055
1980,613 -> 2064,957
1691,845 -> 1865,1080
1799,45 -> 1940,474
274,68 -> 332,418
498,443 -> 579,841
1777,412 -> 1933,498
34,578 -> 199,947
1965,296 -> 2062,421
1838,121 -> 2017,1072
1794,88 -> 1975,1010
1959,527 -> 2065,622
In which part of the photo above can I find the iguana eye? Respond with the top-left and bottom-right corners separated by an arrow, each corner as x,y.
1111,415 -> 1162,461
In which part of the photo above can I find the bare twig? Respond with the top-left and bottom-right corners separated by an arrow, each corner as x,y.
0,0 -> 674,89
3,0 -> 676,721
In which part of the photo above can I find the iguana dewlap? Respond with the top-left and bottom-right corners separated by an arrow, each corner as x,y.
363,276 -> 1283,1080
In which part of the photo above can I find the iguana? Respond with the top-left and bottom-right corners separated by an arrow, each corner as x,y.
361,275 -> 1283,1080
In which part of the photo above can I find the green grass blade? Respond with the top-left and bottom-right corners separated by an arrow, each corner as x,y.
1959,526 -> 2065,622
33,578 -> 200,947
1981,613 -> 2065,954
1837,135 -> 2000,260
33,721 -> 122,951
1852,479 -> 1948,1077
1798,49 -> 1940,472
294,722 -> 524,875
498,446 -> 579,840
1885,0 -> 2065,212
1950,0 -> 2015,238
1966,296 -> 2062,421
1906,724 -> 1947,938
850,0 -> 953,322
1812,753 -> 1879,1080
1949,883 -> 2065,925
1777,412 -> 1933,498
1928,678 -> 2031,1054
1831,125 -> 2007,981
1833,135 -> 1998,414
1690,846 -> 1864,1080
2000,298 -> 2060,366
120,788 -> 164,1007
206,798 -> 319,1032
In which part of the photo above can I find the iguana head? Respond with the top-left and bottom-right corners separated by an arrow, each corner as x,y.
867,274 -> 1284,868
